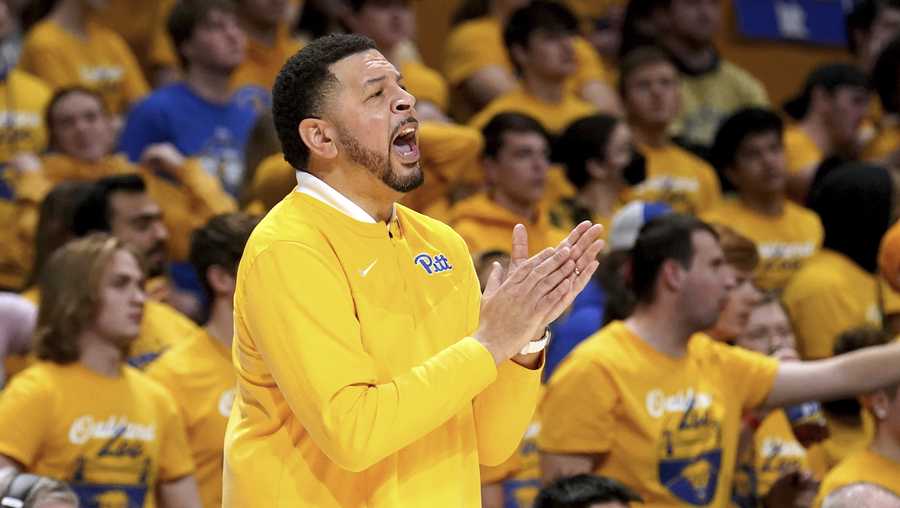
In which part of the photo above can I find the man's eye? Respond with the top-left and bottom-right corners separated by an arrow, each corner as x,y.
370,90 -> 383,99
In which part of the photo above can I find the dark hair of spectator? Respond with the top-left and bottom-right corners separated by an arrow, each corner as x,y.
503,1 -> 578,74
24,181 -> 95,290
72,175 -> 148,237
782,63 -> 868,120
630,213 -> 718,304
709,107 -> 784,183
168,0 -> 238,69
451,0 -> 490,25
481,112 -> 549,160
845,0 -> 900,54
557,114 -> 620,188
272,33 -> 377,169
190,212 -> 259,302
618,0 -> 661,59
871,34 -> 900,114
618,45 -> 675,98
533,474 -> 644,508
44,86 -> 109,152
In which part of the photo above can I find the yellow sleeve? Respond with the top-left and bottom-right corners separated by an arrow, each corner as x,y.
239,241 -> 500,472
443,21 -> 510,87
153,383 -> 196,481
173,158 -> 238,216
419,122 -> 483,184
538,354 -> 618,454
0,368 -> 54,466
248,154 -> 296,211
714,342 -> 780,410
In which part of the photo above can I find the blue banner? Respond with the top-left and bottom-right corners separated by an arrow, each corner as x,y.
734,0 -> 851,47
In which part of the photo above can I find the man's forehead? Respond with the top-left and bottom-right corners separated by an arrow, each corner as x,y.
331,49 -> 399,86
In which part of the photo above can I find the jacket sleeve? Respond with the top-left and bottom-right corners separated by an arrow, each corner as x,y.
460,239 -> 544,466
239,240 -> 500,472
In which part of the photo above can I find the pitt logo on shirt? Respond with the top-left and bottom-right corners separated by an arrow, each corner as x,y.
414,253 -> 453,275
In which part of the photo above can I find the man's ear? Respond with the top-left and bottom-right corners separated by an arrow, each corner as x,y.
298,117 -> 338,160
661,259 -> 685,293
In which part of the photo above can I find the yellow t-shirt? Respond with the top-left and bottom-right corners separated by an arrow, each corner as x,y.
539,322 -> 779,507
481,419 -> 542,507
442,16 -> 609,92
814,449 -> 900,507
783,124 -> 824,175
0,362 -> 194,508
0,69 -> 52,161
782,249 -> 881,360
90,0 -> 178,80
702,198 -> 823,291
449,192 -> 569,256
732,410 -> 826,505
0,70 -> 54,289
807,410 -> 876,474
468,88 -> 597,136
633,142 -> 722,215
146,329 -> 235,508
222,192 -> 543,507
19,19 -> 150,114
230,25 -> 305,92
673,60 -> 769,147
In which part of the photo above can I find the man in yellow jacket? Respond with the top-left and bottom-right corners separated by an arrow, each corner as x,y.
222,34 -> 604,507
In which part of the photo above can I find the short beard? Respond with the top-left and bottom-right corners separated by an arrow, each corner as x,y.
336,124 -> 424,193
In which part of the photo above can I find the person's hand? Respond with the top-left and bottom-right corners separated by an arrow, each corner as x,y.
763,470 -> 818,508
474,227 -> 575,364
140,143 -> 185,177
504,221 -> 604,327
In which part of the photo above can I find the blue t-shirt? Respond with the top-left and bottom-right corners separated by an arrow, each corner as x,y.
119,82 -> 263,195
546,277 -> 606,381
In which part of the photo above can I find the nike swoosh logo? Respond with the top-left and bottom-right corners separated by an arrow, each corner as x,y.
359,259 -> 378,277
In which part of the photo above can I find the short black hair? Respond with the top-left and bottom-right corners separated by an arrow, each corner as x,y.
534,474 -> 644,508
557,114 -> 620,188
503,1 -> 578,73
272,33 -> 377,170
168,0 -> 238,69
871,34 -> 900,114
190,212 -> 259,302
481,112 -> 549,159
710,107 -> 784,173
845,0 -> 900,54
783,63 -> 868,120
347,0 -> 409,12
630,213 -> 718,304
72,174 -> 147,237
618,45 -> 675,99
44,86 -> 109,151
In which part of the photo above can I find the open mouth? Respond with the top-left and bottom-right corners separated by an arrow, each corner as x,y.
391,123 -> 420,164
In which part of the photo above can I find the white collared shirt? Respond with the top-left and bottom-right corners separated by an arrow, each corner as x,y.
296,170 -> 392,224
